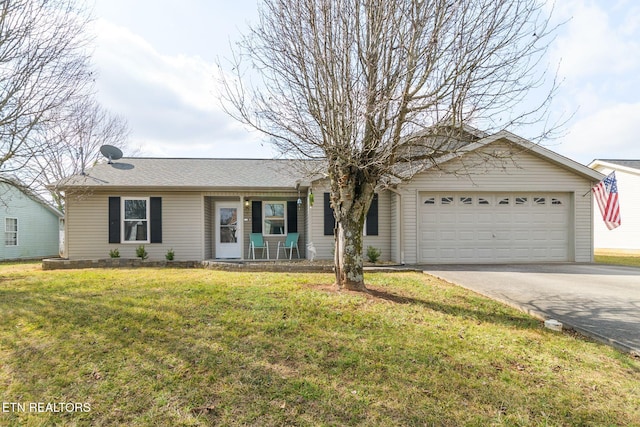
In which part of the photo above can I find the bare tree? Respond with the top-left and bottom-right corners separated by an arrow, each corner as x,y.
22,99 -> 131,211
0,0 -> 92,179
220,0 -> 559,291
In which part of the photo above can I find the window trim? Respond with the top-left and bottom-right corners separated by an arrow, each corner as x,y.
121,197 -> 150,244
5,217 -> 17,246
262,201 -> 287,236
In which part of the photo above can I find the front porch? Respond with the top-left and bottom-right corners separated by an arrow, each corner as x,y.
203,193 -> 308,261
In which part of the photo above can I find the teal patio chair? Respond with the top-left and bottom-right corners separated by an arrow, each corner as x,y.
249,233 -> 269,259
277,232 -> 300,260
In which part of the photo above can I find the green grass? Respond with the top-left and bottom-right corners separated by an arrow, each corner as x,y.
1,265 -> 639,426
595,251 -> 640,267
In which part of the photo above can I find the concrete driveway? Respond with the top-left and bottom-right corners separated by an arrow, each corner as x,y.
421,264 -> 640,355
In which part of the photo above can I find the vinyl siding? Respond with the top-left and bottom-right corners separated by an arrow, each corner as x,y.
309,180 -> 392,261
591,166 -> 640,250
0,183 -> 60,260
397,141 -> 596,263
66,191 -> 203,260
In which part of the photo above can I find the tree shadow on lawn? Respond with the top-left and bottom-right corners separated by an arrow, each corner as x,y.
0,287 -> 466,425
0,283 -> 633,426
319,283 -> 541,330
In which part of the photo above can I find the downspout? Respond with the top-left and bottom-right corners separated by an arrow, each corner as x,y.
386,187 -> 405,265
239,195 -> 245,260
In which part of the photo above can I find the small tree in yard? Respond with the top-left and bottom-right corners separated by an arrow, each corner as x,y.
220,0 -> 559,291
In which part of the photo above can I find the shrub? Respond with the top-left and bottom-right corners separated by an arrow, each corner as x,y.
165,248 -> 175,261
109,248 -> 120,258
136,245 -> 148,260
366,246 -> 381,263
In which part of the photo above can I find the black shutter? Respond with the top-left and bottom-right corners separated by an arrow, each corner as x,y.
366,193 -> 379,236
323,193 -> 335,236
150,197 -> 162,243
108,197 -> 121,243
287,200 -> 297,233
252,201 -> 262,233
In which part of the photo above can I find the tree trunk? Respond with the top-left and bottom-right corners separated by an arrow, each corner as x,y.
334,214 -> 367,292
331,173 -> 375,292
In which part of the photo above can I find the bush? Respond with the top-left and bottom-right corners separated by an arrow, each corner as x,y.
366,246 -> 381,263
136,245 -> 148,260
165,249 -> 175,261
109,248 -> 120,258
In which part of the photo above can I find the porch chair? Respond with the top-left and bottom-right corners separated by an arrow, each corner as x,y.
277,232 -> 300,260
249,233 -> 269,259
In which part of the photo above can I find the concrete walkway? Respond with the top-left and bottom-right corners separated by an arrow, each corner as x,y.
421,264 -> 640,355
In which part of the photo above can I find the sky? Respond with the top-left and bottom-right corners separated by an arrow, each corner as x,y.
90,0 -> 640,165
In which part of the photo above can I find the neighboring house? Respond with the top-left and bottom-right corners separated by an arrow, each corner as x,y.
0,180 -> 63,260
56,129 -> 603,264
588,159 -> 640,252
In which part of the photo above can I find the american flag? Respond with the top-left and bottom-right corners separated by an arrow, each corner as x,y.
592,172 -> 621,230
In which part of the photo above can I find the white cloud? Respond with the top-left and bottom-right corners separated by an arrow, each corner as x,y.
558,102 -> 640,162
90,19 -> 274,159
552,0 -> 640,79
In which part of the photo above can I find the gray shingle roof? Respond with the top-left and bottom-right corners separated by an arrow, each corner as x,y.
57,158 -> 323,190
596,159 -> 640,171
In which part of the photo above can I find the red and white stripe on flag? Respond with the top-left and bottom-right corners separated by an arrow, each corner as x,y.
592,172 -> 621,230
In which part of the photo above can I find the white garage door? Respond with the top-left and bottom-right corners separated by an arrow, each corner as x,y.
419,193 -> 571,263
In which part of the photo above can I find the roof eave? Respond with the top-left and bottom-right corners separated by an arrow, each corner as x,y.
419,130 -> 605,182
60,185 -> 309,193
588,159 -> 640,177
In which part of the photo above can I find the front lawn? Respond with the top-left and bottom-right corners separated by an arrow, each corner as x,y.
1,265 -> 639,426
595,250 -> 640,267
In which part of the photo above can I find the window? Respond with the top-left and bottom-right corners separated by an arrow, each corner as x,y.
263,202 -> 286,235
534,197 -> 546,205
478,198 -> 490,205
498,198 -> 510,205
424,197 -> 435,205
5,218 -> 17,246
551,198 -> 563,205
109,197 -> 161,244
460,197 -> 473,205
441,196 -> 454,205
515,197 -> 528,205
123,198 -> 149,242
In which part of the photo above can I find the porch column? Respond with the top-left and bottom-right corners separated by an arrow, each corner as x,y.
239,196 -> 245,260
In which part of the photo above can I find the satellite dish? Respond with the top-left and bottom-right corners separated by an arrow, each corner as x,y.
100,145 -> 123,164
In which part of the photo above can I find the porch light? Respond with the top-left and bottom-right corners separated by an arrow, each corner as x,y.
244,199 -> 250,207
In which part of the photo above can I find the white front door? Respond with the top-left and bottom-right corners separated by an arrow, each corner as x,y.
215,203 -> 241,258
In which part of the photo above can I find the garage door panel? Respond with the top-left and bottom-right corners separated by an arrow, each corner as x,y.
419,192 -> 571,263
440,230 -> 456,240
477,231 -> 493,241
531,230 -> 548,240
477,213 -> 493,224
513,230 -> 530,240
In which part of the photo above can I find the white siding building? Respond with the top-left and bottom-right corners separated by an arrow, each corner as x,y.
589,160 -> 640,252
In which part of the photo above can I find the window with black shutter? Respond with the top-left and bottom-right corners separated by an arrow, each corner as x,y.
150,197 -> 162,243
108,197 -> 121,243
251,201 -> 262,233
323,193 -> 335,236
366,193 -> 379,236
287,200 -> 297,233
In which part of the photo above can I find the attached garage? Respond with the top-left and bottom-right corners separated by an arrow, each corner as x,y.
419,192 -> 571,263
393,130 -> 605,265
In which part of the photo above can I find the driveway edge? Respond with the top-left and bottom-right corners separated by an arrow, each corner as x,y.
423,271 -> 640,357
